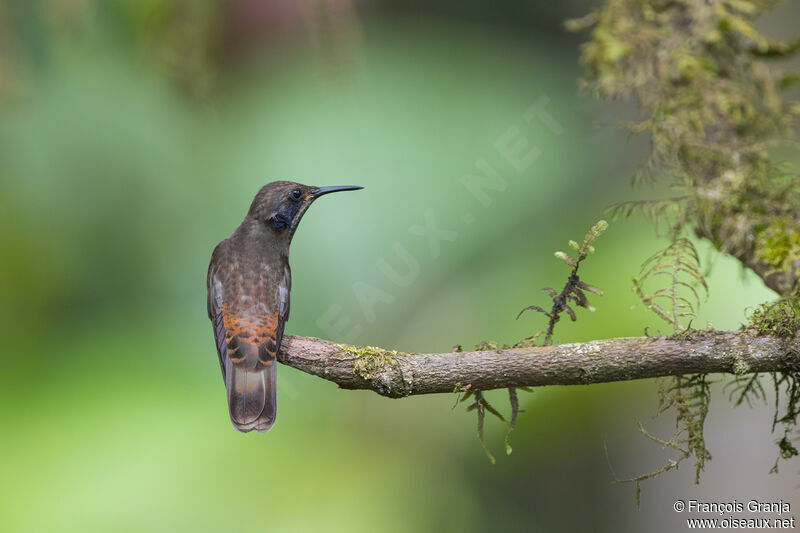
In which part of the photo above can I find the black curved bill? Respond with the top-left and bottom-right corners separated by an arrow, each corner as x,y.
312,185 -> 364,197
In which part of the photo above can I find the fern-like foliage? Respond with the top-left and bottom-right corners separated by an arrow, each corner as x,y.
770,361 -> 800,472
607,196 -> 689,238
611,374 -> 712,506
658,374 -> 713,483
453,343 -> 532,464
517,220 -> 608,345
633,238 -> 707,332
459,221 -> 608,463
568,0 -> 800,498
744,297 -> 800,470
723,373 -> 766,409
621,238 -> 712,499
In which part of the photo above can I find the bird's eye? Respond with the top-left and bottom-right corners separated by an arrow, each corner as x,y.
291,188 -> 302,200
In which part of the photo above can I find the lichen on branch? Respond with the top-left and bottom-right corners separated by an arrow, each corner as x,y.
277,331 -> 800,397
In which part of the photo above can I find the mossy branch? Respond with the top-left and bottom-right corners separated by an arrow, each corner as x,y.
569,0 -> 800,297
277,331 -> 800,398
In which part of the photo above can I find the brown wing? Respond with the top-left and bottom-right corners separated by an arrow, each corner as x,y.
207,248 -> 229,382
207,244 -> 285,432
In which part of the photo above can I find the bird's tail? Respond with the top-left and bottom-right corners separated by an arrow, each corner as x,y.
225,360 -> 277,433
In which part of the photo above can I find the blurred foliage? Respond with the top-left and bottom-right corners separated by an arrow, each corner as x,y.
0,1 -> 794,531
0,4 -> 663,531
569,0 -> 800,296
569,0 -> 800,492
0,0 -> 224,101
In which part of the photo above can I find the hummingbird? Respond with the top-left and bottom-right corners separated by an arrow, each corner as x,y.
207,181 -> 363,432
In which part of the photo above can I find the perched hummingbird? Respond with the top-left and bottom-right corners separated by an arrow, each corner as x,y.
207,181 -> 362,432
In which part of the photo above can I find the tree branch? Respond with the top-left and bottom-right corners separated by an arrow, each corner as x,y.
278,330 -> 799,398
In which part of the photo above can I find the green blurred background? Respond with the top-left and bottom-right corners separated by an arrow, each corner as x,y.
0,1 -> 797,531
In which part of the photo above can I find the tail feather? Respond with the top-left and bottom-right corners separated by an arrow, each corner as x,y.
225,360 -> 277,433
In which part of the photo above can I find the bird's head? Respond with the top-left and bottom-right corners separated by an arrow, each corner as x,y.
248,181 -> 363,236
